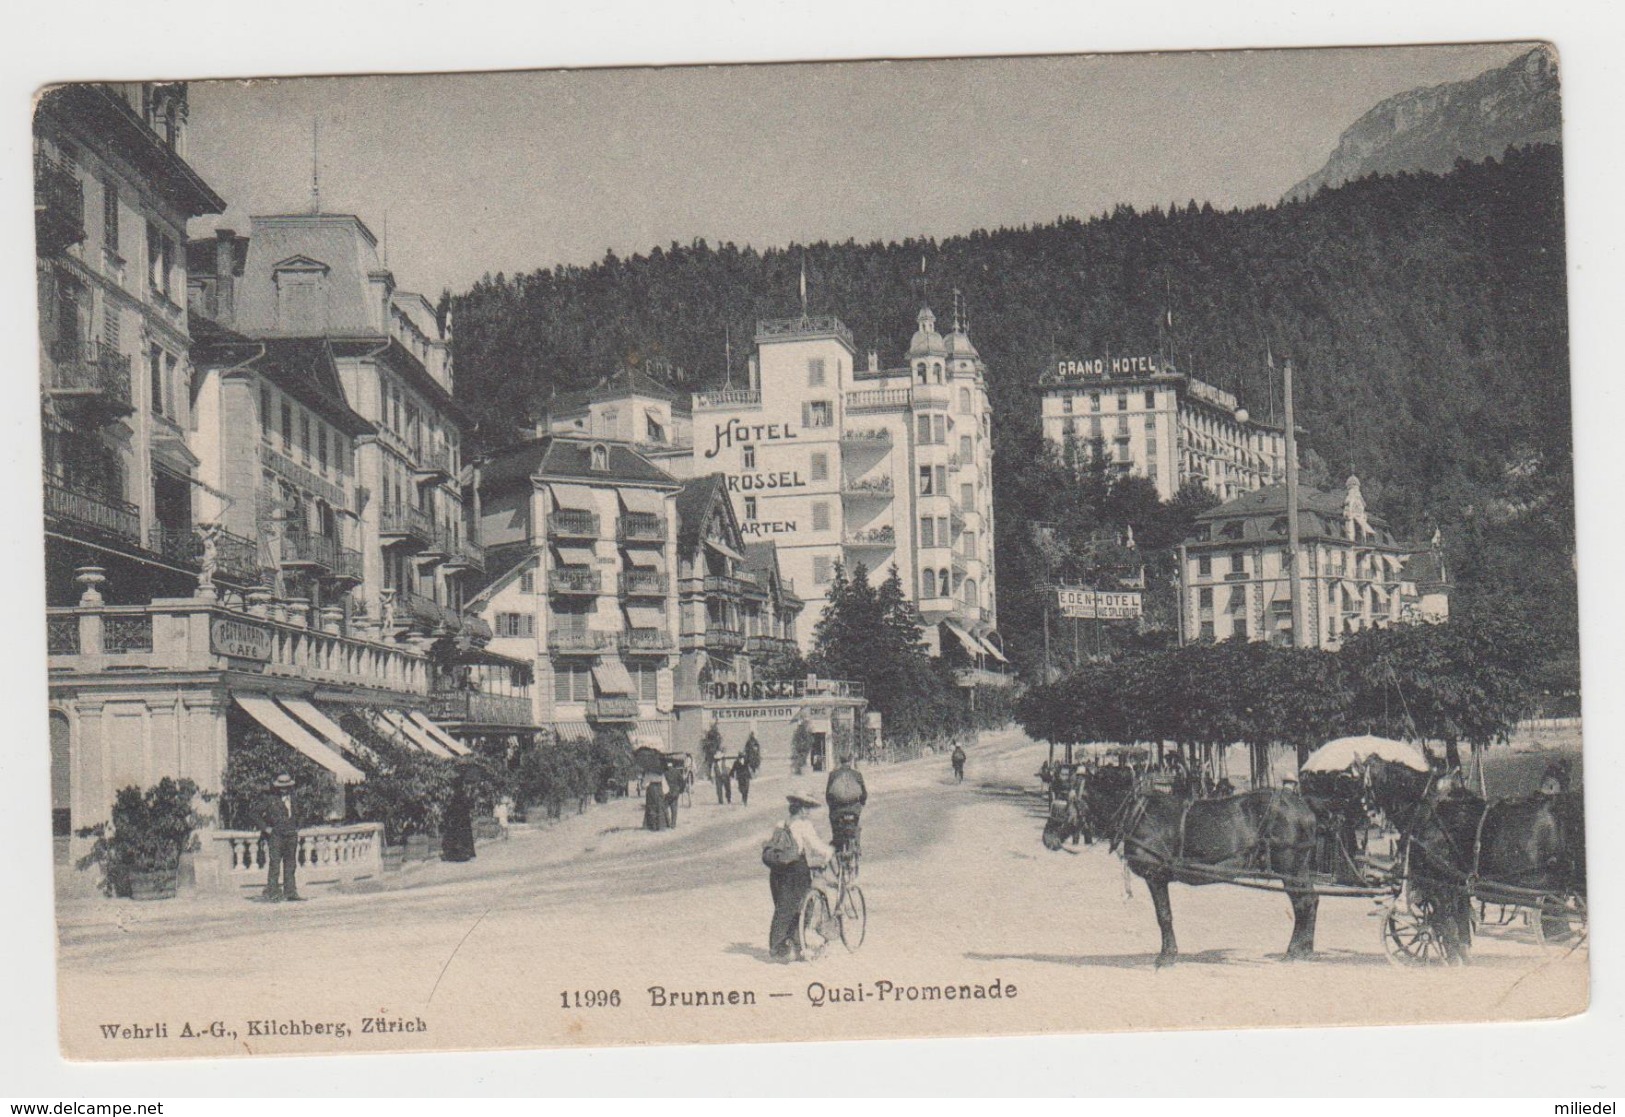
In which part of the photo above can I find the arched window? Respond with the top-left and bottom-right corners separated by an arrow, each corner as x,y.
965,578 -> 979,608
922,568 -> 937,597
939,567 -> 950,594
958,388 -> 971,413
932,362 -> 943,383
590,443 -> 608,471
915,362 -> 927,384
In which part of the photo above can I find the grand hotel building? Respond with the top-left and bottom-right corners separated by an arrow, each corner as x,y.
1039,356 -> 1289,502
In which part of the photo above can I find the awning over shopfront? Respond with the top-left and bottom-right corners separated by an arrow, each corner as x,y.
376,708 -> 456,759
592,658 -> 638,696
980,635 -> 1010,663
630,721 -> 673,750
624,604 -> 665,630
553,544 -> 597,567
234,693 -> 365,783
943,620 -> 984,658
552,721 -> 595,745
409,710 -> 472,756
619,488 -> 665,515
552,483 -> 597,512
624,548 -> 664,571
276,696 -> 373,764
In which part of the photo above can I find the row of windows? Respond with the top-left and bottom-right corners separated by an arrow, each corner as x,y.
261,384 -> 350,477
382,375 -> 459,468
1060,414 -> 1158,437
1060,388 -> 1158,414
552,663 -> 660,704
921,570 -> 980,605
95,176 -> 177,301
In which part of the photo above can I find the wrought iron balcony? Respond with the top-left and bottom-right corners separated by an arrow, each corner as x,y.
619,569 -> 668,597
278,531 -> 340,571
617,513 -> 666,543
35,154 -> 85,255
379,504 -> 434,546
549,568 -> 603,595
428,690 -> 534,728
702,574 -> 748,597
44,479 -> 140,545
841,475 -> 894,500
44,339 -> 134,421
842,525 -> 896,549
442,538 -> 485,573
705,627 -> 745,653
755,315 -> 853,347
412,443 -> 453,483
586,696 -> 641,722
547,510 -> 600,540
840,427 -> 893,446
619,627 -> 674,654
548,629 -> 614,654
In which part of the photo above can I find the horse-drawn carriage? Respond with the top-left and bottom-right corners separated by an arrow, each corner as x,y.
1044,734 -> 1587,967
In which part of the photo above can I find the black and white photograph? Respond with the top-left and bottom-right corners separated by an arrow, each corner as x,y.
23,31 -> 1592,1067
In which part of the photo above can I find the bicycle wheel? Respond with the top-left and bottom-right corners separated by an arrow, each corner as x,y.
838,884 -> 867,952
797,889 -> 832,961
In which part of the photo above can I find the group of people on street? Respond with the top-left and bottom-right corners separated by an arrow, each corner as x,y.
642,761 -> 689,831
704,732 -> 761,807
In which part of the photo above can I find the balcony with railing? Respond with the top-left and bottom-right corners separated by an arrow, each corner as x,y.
548,628 -> 614,654
842,525 -> 896,549
427,689 -> 534,728
620,569 -> 668,597
400,591 -> 461,635
379,504 -> 434,547
586,696 -> 641,722
44,479 -> 140,545
620,627 -> 674,654
35,153 -> 86,255
702,574 -> 748,597
547,510 -> 600,540
841,474 -> 894,502
277,531 -> 339,572
44,339 -> 134,421
846,387 -> 912,411
617,513 -> 666,544
705,626 -> 745,653
47,599 -> 431,697
694,388 -> 762,412
412,443 -> 453,483
912,384 -> 952,410
840,427 -> 894,448
755,315 -> 854,347
548,568 -> 603,596
442,537 -> 485,573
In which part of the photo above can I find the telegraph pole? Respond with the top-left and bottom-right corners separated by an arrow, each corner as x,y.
1283,359 -> 1305,649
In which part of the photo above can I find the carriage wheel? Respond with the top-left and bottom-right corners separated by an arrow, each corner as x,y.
1530,896 -> 1587,949
797,889 -> 832,961
838,885 -> 867,952
1381,899 -> 1450,967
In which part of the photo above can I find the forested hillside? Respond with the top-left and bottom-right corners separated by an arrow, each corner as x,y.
448,145 -> 1575,684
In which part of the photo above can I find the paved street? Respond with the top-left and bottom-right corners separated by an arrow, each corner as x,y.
57,727 -> 1587,1058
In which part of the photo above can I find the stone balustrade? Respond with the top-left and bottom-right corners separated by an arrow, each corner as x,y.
202,823 -> 384,893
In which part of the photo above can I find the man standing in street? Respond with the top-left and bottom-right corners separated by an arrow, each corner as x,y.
766,794 -> 833,961
260,773 -> 303,902
951,742 -> 967,783
732,754 -> 753,806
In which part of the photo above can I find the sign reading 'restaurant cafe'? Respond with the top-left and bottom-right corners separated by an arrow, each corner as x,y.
1052,355 -> 1171,380
210,617 -> 273,661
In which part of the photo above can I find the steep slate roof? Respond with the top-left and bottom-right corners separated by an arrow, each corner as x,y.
549,367 -> 692,416
189,314 -> 373,436
1191,481 -> 1399,547
743,541 -> 803,606
675,473 -> 730,555
1400,549 -> 1450,589
477,435 -> 679,493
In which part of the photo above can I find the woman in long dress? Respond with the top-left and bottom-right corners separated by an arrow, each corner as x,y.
643,775 -> 668,831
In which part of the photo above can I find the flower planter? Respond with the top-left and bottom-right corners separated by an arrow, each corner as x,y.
128,867 -> 178,901
382,844 -> 405,873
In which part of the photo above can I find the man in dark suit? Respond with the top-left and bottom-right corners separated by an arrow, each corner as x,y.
260,773 -> 304,902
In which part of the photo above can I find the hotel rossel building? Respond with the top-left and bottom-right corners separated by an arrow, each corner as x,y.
692,303 -> 1004,666
1039,355 -> 1289,502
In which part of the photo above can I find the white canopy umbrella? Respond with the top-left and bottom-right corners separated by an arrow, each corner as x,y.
1301,734 -> 1430,774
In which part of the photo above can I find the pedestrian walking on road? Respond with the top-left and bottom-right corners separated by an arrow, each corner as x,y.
259,773 -> 303,902
441,762 -> 477,862
732,755 -> 752,806
643,775 -> 667,831
713,756 -> 734,804
764,794 -> 833,961
951,743 -> 967,783
744,732 -> 762,776
665,764 -> 686,829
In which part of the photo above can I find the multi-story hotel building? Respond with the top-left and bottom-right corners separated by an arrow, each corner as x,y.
536,303 -> 1006,668
186,213 -> 480,633
36,83 -> 227,607
1178,475 -> 1449,651
1040,356 -> 1289,502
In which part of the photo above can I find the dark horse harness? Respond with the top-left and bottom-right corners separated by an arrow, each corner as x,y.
1105,783 -> 1290,878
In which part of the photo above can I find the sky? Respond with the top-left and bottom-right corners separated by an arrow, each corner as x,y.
183,42 -> 1531,297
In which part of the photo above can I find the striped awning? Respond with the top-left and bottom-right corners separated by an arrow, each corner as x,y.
619,488 -> 665,515
942,620 -> 983,658
551,483 -> 597,511
376,708 -> 456,759
979,634 -> 1010,663
592,659 -> 637,696
624,548 -> 664,571
408,709 -> 472,757
554,544 -> 598,567
624,604 -> 665,629
276,697 -> 375,765
233,693 -> 365,784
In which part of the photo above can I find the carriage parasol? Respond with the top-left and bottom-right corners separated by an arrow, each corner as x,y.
1301,735 -> 1429,774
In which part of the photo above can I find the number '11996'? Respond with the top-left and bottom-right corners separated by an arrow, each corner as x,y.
561,990 -> 621,1009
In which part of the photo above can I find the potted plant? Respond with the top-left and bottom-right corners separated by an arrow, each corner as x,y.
76,778 -> 201,900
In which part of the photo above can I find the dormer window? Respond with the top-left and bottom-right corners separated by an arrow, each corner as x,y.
271,255 -> 330,332
590,443 -> 609,471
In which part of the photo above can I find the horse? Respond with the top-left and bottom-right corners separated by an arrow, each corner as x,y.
1044,764 -> 1321,966
1367,757 -> 1587,962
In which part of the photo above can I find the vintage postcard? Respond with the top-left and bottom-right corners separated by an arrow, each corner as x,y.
36,42 -> 1583,1061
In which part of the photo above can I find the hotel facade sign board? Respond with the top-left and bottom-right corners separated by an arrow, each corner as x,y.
1057,588 -> 1143,619
1052,355 -> 1171,380
209,617 -> 273,661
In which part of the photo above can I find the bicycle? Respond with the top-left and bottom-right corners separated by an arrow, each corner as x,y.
796,846 -> 866,959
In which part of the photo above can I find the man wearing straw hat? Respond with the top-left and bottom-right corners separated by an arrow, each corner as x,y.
259,773 -> 304,902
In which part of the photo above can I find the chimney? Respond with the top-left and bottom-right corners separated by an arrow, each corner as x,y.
214,229 -> 237,324
867,350 -> 879,373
